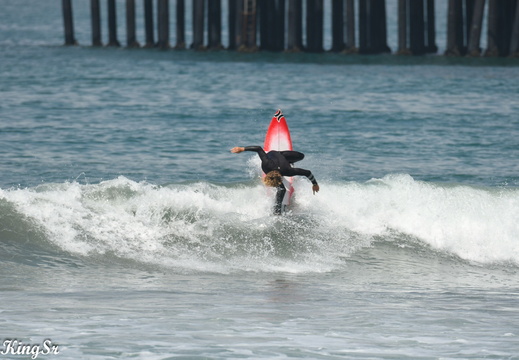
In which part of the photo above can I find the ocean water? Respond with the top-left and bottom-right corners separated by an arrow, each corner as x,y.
1,1 -> 519,359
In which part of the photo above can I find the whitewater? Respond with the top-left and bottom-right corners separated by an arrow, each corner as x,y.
2,174 -> 518,273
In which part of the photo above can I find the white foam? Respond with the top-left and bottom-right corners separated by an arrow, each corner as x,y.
307,174 -> 519,265
2,175 -> 518,273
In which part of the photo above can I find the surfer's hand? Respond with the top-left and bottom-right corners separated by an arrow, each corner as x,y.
312,184 -> 320,194
230,147 -> 244,153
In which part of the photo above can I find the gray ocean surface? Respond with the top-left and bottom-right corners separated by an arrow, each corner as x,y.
1,1 -> 519,359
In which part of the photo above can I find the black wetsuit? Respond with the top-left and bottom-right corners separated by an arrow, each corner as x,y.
243,146 -> 318,214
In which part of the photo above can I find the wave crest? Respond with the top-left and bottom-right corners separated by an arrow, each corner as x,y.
1,175 -> 518,272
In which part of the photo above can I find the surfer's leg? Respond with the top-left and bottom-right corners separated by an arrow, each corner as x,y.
274,183 -> 287,215
280,151 -> 304,164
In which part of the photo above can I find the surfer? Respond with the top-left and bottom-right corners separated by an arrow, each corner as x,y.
230,146 -> 319,214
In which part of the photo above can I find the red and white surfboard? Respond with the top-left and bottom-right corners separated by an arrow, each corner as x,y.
263,109 -> 295,206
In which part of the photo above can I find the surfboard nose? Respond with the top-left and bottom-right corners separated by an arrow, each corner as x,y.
274,109 -> 283,120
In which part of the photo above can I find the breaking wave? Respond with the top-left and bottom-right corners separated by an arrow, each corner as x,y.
1,174 -> 518,273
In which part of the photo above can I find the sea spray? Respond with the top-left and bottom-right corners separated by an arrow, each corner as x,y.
316,174 -> 519,264
1,175 -> 518,273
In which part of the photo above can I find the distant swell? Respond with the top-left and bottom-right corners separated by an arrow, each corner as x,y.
0,175 -> 518,273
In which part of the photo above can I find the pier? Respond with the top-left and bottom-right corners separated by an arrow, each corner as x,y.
62,0 -> 519,57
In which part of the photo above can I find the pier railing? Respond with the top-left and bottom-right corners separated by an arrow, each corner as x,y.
62,0 -> 519,57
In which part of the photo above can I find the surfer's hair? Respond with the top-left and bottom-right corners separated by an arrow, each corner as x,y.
263,171 -> 283,187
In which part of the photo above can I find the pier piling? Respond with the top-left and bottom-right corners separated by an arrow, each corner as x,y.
359,0 -> 390,54
192,0 -> 205,50
344,0 -> 357,52
259,1 -> 270,51
306,0 -> 324,53
107,0 -> 120,46
510,0 -> 519,56
175,0 -> 186,49
397,0 -> 409,54
228,0 -> 238,50
485,0 -> 517,56
331,0 -> 345,52
240,0 -> 257,51
275,0 -> 287,52
143,0 -> 154,47
208,0 -> 223,50
233,0 -> 244,49
410,0 -> 426,55
376,0 -> 391,53
425,0 -> 438,53
287,0 -> 303,52
485,0 -> 499,56
62,0 -> 77,45
90,0 -> 102,46
260,0 -> 285,52
157,0 -> 170,49
467,0 -> 485,56
445,0 -> 462,55
126,0 -> 140,48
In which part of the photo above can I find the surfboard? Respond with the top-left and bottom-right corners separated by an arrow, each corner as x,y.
263,109 -> 295,210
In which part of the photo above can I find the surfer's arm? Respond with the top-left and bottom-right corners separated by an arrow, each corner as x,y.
231,146 -> 267,160
287,168 -> 320,194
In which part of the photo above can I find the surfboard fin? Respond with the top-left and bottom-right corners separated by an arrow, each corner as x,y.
274,109 -> 283,121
